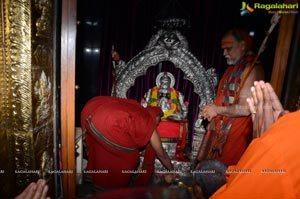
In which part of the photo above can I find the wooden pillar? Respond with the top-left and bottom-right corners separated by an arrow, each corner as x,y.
270,0 -> 297,98
61,0 -> 77,198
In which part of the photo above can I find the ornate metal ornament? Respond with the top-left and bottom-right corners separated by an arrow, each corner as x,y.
114,29 -> 217,132
113,29 -> 218,176
0,0 -> 55,197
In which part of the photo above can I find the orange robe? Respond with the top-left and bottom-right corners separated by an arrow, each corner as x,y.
211,110 -> 300,199
206,66 -> 253,166
214,67 -> 252,165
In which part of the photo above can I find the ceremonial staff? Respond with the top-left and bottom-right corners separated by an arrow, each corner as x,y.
239,12 -> 281,93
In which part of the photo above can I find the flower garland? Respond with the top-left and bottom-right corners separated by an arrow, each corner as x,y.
149,86 -> 179,119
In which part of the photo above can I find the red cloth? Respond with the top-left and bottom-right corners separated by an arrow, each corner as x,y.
211,111 -> 300,198
157,120 -> 189,161
157,121 -> 183,138
131,143 -> 156,186
81,96 -> 161,189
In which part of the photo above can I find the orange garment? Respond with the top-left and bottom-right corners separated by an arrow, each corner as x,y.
211,110 -> 300,199
212,67 -> 253,165
213,118 -> 252,166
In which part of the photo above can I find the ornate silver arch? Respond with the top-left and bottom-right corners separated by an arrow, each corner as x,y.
113,29 -> 218,131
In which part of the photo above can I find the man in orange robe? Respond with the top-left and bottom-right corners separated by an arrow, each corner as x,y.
198,29 -> 264,165
81,96 -> 175,190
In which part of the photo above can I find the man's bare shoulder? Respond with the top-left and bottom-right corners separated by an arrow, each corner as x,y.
245,63 -> 264,80
245,62 -> 263,70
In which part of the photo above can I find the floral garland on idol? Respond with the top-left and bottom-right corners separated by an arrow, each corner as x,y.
148,86 -> 180,119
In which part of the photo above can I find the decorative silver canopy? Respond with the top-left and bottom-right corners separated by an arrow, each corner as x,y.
113,29 -> 217,131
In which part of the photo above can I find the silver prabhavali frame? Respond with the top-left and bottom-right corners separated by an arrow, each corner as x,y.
113,29 -> 218,176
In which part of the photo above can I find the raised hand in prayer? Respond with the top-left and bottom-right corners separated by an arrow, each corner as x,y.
15,179 -> 50,199
246,80 -> 288,138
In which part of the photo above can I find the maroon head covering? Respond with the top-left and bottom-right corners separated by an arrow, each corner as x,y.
82,96 -> 163,149
146,106 -> 163,121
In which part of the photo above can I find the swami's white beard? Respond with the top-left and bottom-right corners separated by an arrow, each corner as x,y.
225,56 -> 240,65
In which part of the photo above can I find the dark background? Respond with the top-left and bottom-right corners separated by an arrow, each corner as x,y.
75,0 -> 281,138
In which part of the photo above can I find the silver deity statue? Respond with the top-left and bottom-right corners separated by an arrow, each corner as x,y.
141,72 -> 188,121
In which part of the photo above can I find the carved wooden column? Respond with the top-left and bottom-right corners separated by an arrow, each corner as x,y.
270,0 -> 297,98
